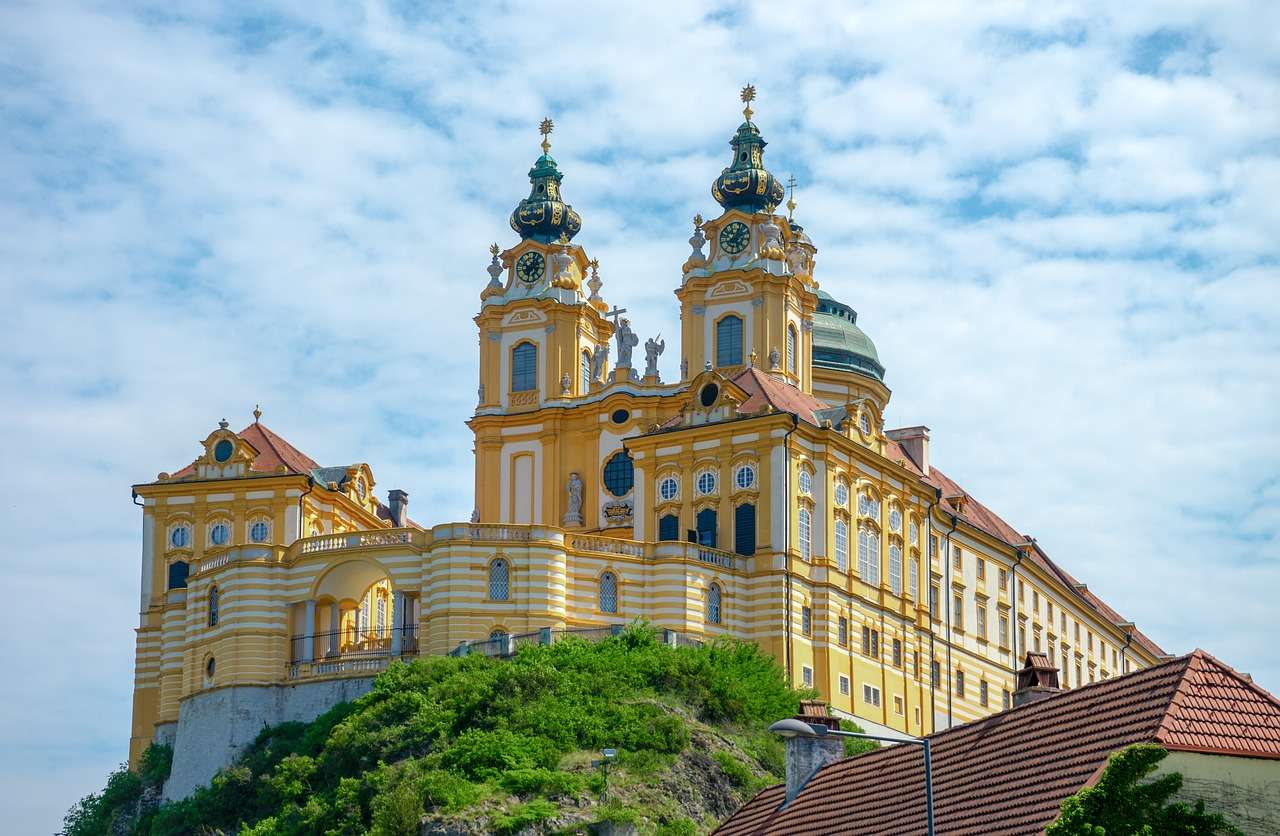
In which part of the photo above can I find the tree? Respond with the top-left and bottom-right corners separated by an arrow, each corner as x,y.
1048,744 -> 1242,836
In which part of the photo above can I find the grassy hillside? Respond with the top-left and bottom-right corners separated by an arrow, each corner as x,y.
64,626 -> 873,835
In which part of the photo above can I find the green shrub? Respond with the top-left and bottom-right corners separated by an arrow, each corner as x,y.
138,743 -> 173,787
498,767 -> 584,797
418,769 -> 483,812
370,778 -> 423,836
713,751 -> 754,789
596,801 -> 641,823
838,719 -> 879,758
441,728 -> 560,780
59,764 -> 141,836
656,817 -> 699,836
492,798 -> 558,834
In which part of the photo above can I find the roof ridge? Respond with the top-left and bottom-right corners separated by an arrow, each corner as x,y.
1187,648 -> 1280,712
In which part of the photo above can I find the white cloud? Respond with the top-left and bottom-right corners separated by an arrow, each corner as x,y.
1,1 -> 1277,831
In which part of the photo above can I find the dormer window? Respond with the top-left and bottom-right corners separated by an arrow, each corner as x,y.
213,439 -> 234,462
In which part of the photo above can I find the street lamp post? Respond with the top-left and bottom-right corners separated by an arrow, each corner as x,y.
768,719 -> 935,836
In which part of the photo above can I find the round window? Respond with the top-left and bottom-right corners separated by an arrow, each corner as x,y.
798,470 -> 812,495
835,483 -> 849,507
602,451 -> 635,497
611,409 -> 630,424
890,509 -> 903,531
205,657 -> 216,679
659,476 -> 679,501
735,465 -> 756,490
696,470 -> 718,496
699,384 -> 719,408
210,523 -> 229,546
249,521 -> 269,543
170,525 -> 190,549
213,439 -> 234,462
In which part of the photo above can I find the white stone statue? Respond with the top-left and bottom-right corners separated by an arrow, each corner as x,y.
591,343 -> 609,383
759,217 -> 785,260
470,509 -> 480,523
615,317 -> 639,367
564,472 -> 584,525
786,242 -> 809,277
769,347 -> 781,370
560,372 -> 571,396
644,334 -> 665,379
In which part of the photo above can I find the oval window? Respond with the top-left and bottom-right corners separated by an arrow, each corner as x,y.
213,439 -> 234,462
735,465 -> 756,490
700,384 -> 719,408
170,525 -> 190,549
659,477 -> 679,501
602,451 -> 635,497
205,657 -> 216,679
611,409 -> 630,424
210,523 -> 229,546
249,521 -> 269,543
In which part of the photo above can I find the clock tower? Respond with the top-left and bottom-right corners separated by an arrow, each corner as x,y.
676,87 -> 820,393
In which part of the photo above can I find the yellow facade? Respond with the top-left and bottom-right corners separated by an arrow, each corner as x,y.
126,98 -> 1165,768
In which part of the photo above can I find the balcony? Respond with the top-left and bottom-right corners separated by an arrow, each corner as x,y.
287,626 -> 419,681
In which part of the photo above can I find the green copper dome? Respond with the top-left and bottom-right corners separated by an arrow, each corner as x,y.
812,290 -> 885,382
510,122 -> 582,243
711,117 -> 784,214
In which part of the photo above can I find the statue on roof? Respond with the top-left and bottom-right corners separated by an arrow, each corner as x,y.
615,317 -> 639,367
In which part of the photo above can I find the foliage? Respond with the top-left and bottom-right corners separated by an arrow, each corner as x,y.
656,817 -> 699,836
837,719 -> 880,758
138,743 -> 174,787
1047,744 -> 1242,836
713,751 -> 755,789
67,625 -> 809,835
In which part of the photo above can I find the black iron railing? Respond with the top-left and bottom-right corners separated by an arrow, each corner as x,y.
289,626 -> 419,664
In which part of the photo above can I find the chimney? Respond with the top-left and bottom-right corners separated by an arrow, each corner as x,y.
783,702 -> 845,805
886,426 -> 930,476
388,489 -> 409,527
1013,651 -> 1062,707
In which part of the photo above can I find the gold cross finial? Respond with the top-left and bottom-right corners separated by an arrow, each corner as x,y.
693,213 -> 703,230
489,242 -> 500,258
539,117 -> 554,154
740,84 -> 756,121
786,174 -> 798,219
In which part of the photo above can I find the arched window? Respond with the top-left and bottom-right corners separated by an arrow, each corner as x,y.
734,503 -> 756,556
167,560 -> 189,590
376,595 -> 387,636
602,451 -> 635,497
658,513 -> 679,542
360,597 -> 370,638
706,582 -> 722,625
489,559 -> 510,601
696,507 -> 717,548
798,507 -> 812,560
716,315 -> 743,367
599,572 -> 618,614
511,342 -> 537,392
786,324 -> 797,375
835,519 -> 849,572
208,586 -> 219,627
858,529 -> 880,584
889,544 -> 903,595
581,350 -> 591,393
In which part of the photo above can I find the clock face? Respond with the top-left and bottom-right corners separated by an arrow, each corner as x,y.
719,221 -> 750,255
516,251 -> 545,284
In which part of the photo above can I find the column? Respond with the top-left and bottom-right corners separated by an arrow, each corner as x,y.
302,600 -> 316,663
328,605 -> 340,657
391,591 -> 405,655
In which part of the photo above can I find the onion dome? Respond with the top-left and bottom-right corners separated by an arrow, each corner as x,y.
812,290 -> 886,382
711,85 -> 785,214
509,118 -> 582,243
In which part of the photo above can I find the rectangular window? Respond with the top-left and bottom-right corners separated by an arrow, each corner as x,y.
908,558 -> 919,598
889,545 -> 903,595
1088,631 -> 1094,653
931,660 -> 940,689
977,604 -> 988,640
734,503 -> 756,556
802,665 -> 813,687
953,593 -> 964,631
1034,631 -> 1042,652
929,534 -> 938,560
980,679 -> 989,707
715,315 -> 743,367
952,545 -> 962,571
1019,624 -> 1027,654
801,605 -> 812,637
915,706 -> 921,725
839,674 -> 850,695
892,638 -> 902,667
955,669 -> 965,699
929,584 -> 940,619
838,616 -> 848,647
863,625 -> 871,655
913,650 -> 920,678
999,614 -> 1009,648
863,684 -> 881,707
871,630 -> 880,658
999,568 -> 1008,591
893,695 -> 904,716
1047,601 -> 1053,622
1018,579 -> 1025,602
1075,621 -> 1081,642
976,557 -> 985,580
1002,689 -> 1011,710
1032,589 -> 1039,612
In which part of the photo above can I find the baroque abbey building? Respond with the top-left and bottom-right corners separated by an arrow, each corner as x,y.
128,91 -> 1165,792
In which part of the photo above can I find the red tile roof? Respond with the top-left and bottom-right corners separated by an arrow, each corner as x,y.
170,421 -> 321,479
714,650 -> 1280,836
887,439 -> 1164,658
731,367 -> 830,425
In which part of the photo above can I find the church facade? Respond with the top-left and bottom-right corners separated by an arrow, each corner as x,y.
127,91 -> 1165,772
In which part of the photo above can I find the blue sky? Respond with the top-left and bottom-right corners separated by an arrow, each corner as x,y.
2,1 -> 1278,831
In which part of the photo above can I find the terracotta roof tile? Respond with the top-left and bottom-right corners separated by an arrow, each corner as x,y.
715,650 -> 1280,836
170,421 -> 321,479
731,367 -> 830,425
